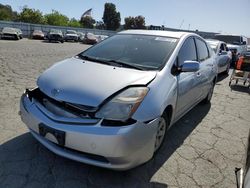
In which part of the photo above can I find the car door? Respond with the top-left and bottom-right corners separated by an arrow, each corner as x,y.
217,43 -> 229,73
195,38 -> 214,99
175,37 -> 199,119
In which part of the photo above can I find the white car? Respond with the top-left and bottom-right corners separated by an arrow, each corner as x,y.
1,27 -> 22,40
64,30 -> 78,42
206,39 -> 232,74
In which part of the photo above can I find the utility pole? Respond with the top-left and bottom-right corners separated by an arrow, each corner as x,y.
179,19 -> 184,29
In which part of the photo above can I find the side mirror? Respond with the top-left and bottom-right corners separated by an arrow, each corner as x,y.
180,61 -> 200,72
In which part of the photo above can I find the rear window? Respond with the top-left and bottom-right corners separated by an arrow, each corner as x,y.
196,39 -> 209,61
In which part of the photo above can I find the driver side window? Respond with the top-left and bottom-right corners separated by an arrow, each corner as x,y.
178,38 -> 197,66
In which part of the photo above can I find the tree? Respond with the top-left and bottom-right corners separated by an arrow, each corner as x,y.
18,6 -> 45,24
134,16 -> 146,29
44,10 -> 69,26
124,16 -> 135,29
0,4 -> 17,21
80,16 -> 95,28
68,18 -> 81,27
95,21 -> 105,30
124,15 -> 146,29
102,3 -> 120,30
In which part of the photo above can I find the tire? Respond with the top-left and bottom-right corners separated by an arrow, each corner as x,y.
202,81 -> 215,104
61,40 -> 64,43
154,112 -> 170,152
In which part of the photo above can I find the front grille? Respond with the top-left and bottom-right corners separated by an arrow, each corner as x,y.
28,88 -> 97,118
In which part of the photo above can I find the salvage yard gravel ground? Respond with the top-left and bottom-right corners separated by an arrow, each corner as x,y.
0,39 -> 249,188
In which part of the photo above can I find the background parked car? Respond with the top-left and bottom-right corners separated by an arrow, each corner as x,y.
206,39 -> 232,74
96,35 -> 109,42
82,32 -> 98,44
1,27 -> 22,40
32,30 -> 45,40
76,32 -> 85,42
16,28 -> 23,39
213,34 -> 248,67
47,29 -> 64,43
64,30 -> 78,42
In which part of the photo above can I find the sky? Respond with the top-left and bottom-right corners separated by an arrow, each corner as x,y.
1,0 -> 250,37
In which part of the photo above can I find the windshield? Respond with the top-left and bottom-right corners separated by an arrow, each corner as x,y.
33,30 -> 42,33
79,34 -> 178,70
2,27 -> 16,33
50,29 -> 61,34
206,41 -> 218,53
214,35 -> 241,45
66,30 -> 76,34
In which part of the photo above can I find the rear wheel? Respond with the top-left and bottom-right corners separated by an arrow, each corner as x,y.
154,112 -> 169,152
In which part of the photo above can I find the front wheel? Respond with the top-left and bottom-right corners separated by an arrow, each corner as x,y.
154,112 -> 169,152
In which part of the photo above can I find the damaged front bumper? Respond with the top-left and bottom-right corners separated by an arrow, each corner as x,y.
20,89 -> 160,170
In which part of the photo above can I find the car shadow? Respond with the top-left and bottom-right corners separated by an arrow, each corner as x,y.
42,40 -> 62,44
0,103 -> 211,187
230,84 -> 250,94
216,72 -> 229,83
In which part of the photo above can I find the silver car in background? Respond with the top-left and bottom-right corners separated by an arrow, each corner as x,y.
206,39 -> 232,74
1,27 -> 22,40
20,30 -> 217,170
64,30 -> 78,42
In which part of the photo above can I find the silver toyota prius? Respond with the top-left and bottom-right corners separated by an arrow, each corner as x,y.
20,30 -> 217,170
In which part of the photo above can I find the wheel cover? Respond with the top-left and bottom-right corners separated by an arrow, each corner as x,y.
154,117 -> 167,151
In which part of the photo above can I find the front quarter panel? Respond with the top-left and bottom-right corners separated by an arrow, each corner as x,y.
132,70 -> 177,123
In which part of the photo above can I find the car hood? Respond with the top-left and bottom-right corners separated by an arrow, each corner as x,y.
227,44 -> 241,50
33,33 -> 44,36
3,30 -> 17,34
66,34 -> 78,37
37,57 -> 156,107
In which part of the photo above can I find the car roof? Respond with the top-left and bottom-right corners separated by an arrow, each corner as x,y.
215,34 -> 246,37
205,39 -> 224,45
118,30 -> 194,39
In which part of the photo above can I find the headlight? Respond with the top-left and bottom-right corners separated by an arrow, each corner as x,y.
95,87 -> 149,121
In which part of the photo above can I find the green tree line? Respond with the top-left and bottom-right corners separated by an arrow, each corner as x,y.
0,3 -> 146,30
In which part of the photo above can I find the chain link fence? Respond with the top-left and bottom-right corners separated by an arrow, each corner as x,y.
0,21 -> 116,38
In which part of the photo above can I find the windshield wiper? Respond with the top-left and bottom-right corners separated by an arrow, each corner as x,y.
76,54 -> 113,65
106,60 -> 145,70
77,55 -> 145,70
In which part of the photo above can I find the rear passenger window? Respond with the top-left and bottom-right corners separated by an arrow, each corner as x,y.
196,39 -> 209,61
178,38 -> 197,66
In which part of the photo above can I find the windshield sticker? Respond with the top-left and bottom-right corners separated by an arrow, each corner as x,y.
155,37 -> 177,42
